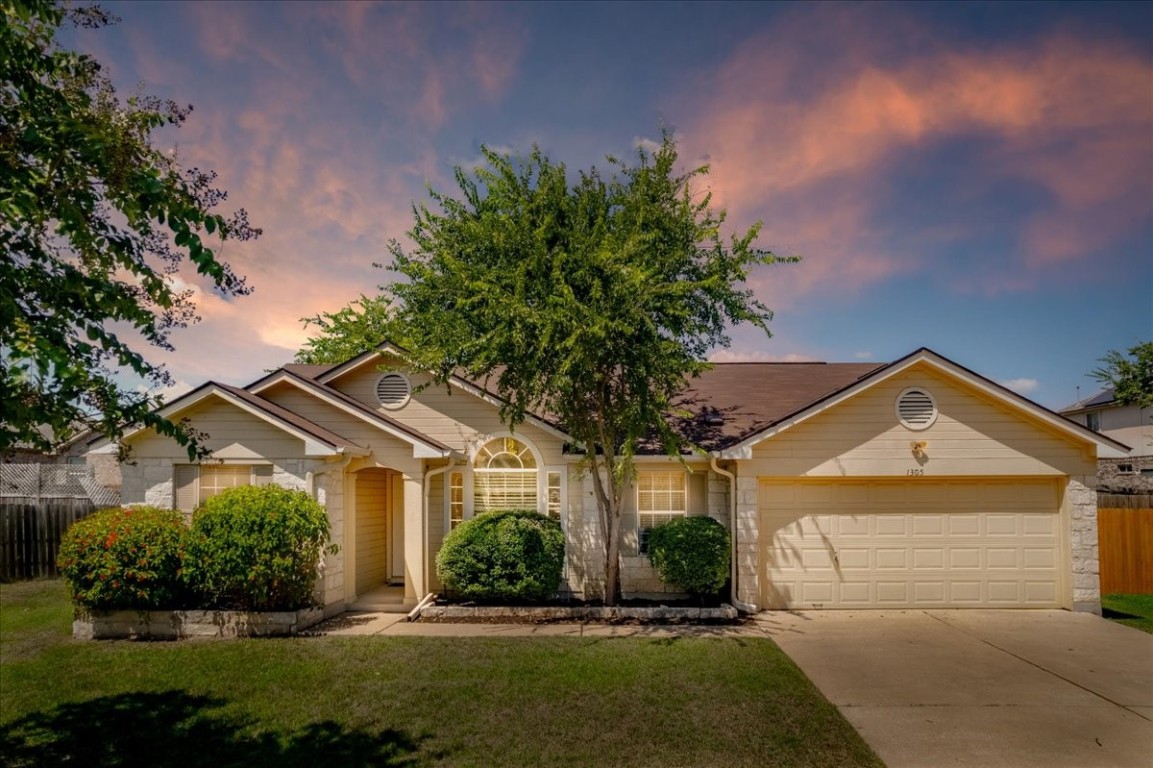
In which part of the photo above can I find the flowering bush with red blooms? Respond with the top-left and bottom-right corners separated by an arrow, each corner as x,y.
57,506 -> 187,609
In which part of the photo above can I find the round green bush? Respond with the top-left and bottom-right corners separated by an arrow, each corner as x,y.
57,506 -> 187,609
647,515 -> 731,596
182,485 -> 335,611
436,509 -> 565,603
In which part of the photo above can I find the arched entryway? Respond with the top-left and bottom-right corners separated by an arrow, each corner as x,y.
354,467 -> 404,595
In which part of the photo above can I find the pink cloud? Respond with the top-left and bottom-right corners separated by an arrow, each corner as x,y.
681,9 -> 1152,300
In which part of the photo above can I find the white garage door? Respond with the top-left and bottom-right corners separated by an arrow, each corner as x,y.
759,478 -> 1064,609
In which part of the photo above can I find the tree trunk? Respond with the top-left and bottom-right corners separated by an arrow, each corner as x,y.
588,453 -> 623,606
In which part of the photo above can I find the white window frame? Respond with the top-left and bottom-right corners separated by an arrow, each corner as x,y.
636,470 -> 688,553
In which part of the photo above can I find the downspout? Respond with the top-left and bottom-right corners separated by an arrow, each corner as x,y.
711,454 -> 758,615
423,459 -> 454,599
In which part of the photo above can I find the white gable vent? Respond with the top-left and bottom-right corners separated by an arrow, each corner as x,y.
896,387 -> 937,430
375,372 -> 411,409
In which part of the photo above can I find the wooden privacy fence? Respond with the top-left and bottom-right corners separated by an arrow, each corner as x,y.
0,464 -> 119,580
1097,494 -> 1153,595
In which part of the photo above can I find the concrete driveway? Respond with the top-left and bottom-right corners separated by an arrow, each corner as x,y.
756,610 -> 1153,768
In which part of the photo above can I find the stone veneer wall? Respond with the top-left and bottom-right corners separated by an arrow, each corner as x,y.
733,476 -> 759,607
1068,475 -> 1101,614
1097,457 -> 1153,493
118,458 -> 346,613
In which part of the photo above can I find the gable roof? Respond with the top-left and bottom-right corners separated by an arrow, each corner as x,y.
115,381 -> 368,458
666,362 -> 883,452
315,342 -> 573,441
247,369 -> 453,458
716,348 -> 1131,459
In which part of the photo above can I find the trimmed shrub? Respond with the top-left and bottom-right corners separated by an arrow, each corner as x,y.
647,515 -> 731,596
57,506 -> 187,609
182,485 -> 335,611
436,509 -> 564,603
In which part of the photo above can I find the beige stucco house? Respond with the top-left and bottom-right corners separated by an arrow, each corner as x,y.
97,345 -> 1127,616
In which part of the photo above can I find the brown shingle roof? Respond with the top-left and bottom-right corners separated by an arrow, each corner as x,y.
665,362 -> 884,452
282,363 -> 334,381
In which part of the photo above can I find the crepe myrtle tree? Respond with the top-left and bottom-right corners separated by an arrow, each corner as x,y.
385,132 -> 795,604
0,0 -> 260,458
1092,341 -> 1153,412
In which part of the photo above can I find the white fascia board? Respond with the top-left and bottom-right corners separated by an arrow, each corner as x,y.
719,349 -> 1130,459
120,384 -> 352,458
318,344 -> 573,443
249,373 -> 451,459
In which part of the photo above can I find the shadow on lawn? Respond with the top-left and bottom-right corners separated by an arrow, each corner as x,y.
0,691 -> 432,767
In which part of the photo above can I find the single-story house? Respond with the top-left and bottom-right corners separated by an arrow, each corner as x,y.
96,344 -> 1128,615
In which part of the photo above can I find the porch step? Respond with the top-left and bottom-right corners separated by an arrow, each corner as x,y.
349,586 -> 412,613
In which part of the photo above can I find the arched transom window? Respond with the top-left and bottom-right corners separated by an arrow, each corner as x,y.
473,437 -> 538,513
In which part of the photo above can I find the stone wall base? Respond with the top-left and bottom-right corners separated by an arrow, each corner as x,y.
74,607 -> 325,640
420,604 -> 739,621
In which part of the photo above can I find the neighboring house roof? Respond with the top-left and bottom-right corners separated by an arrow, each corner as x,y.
1059,388 -> 1117,414
717,348 -> 1130,459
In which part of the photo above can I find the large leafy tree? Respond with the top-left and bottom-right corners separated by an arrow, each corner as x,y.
1092,341 -> 1153,411
387,134 -> 794,603
1,0 -> 260,457
295,294 -> 394,365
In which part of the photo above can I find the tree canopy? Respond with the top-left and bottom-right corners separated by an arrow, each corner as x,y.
1092,341 -> 1153,411
385,133 -> 795,602
0,0 -> 259,457
294,294 -> 394,365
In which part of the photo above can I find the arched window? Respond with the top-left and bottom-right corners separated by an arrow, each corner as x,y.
473,436 -> 538,513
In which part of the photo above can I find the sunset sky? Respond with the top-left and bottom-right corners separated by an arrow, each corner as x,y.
65,1 -> 1152,410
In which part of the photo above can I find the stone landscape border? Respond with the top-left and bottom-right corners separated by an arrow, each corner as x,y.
417,604 -> 740,622
74,606 -> 325,640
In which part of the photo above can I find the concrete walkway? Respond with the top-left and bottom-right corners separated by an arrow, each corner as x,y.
755,610 -> 1153,768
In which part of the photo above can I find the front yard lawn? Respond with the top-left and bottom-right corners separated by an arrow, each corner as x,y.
1102,593 -> 1153,634
1,579 -> 881,767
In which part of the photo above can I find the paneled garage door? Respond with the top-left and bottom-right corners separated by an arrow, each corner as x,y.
758,479 -> 1064,609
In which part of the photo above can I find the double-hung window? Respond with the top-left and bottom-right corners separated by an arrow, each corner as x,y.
637,471 -> 686,552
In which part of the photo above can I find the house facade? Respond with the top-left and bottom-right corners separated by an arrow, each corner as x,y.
1060,389 -> 1152,492
98,345 -> 1126,616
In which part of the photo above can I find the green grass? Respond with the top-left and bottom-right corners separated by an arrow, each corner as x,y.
1102,593 -> 1153,634
1,580 -> 881,767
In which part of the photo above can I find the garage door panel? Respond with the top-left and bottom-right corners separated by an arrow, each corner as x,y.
759,479 -> 1063,609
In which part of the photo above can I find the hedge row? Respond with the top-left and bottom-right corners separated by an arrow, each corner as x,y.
57,486 -> 335,611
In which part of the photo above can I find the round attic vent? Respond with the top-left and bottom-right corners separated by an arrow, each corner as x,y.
896,387 -> 937,430
375,372 -> 411,409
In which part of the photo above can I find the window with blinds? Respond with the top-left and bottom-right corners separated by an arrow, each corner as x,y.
449,471 -> 464,529
637,471 -> 686,552
173,464 -> 273,512
473,437 -> 538,513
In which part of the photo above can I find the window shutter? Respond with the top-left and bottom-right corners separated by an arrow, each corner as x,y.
174,465 -> 199,512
